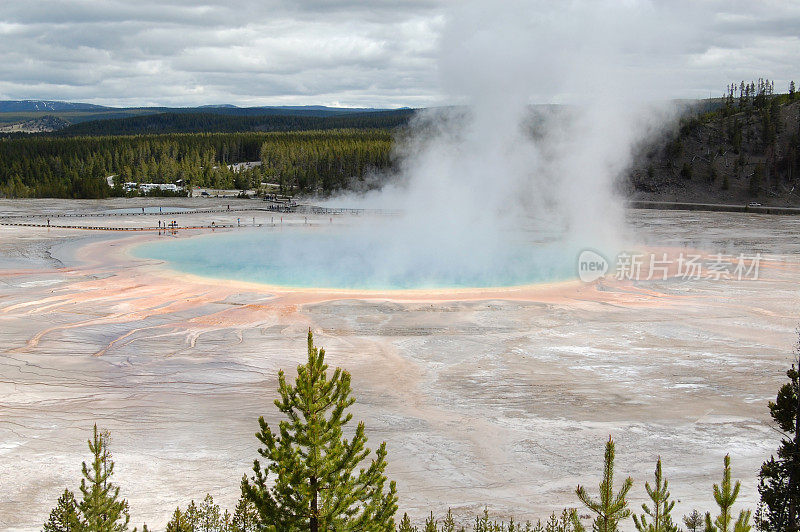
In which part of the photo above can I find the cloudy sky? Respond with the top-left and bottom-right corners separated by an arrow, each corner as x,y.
0,0 -> 798,108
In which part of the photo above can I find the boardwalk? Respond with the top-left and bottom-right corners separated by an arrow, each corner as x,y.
0,202 -> 399,231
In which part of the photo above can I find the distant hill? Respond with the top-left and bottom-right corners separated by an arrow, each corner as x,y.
0,100 -> 111,112
48,109 -> 416,136
196,104 -> 239,109
627,94 -> 800,206
0,115 -> 70,134
0,100 -> 406,129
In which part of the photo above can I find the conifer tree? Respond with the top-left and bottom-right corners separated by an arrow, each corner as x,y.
242,329 -> 398,531
539,509 -> 580,532
682,510 -> 703,532
165,508 -> 192,532
78,425 -> 131,532
424,512 -> 437,532
573,437 -> 633,532
474,509 -> 494,532
758,331 -> 800,531
189,494 -> 230,531
397,513 -> 417,532
43,488 -> 82,532
230,491 -> 258,532
167,494 -> 234,532
442,509 -> 457,532
704,455 -> 751,532
632,458 -> 677,532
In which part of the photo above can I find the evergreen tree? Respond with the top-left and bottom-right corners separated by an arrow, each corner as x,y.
424,511 -> 437,532
442,509 -> 457,532
242,329 -> 398,531
704,455 -> 751,532
473,509 -> 495,532
78,425 -> 131,532
165,508 -> 193,532
632,458 -> 677,532
573,437 -> 633,532
397,513 -> 417,532
739,82 -> 746,109
683,510 -> 703,532
757,332 -> 800,532
167,494 -> 233,532
43,488 -> 82,532
230,491 -> 258,532
187,494 -> 230,531
539,510 -> 580,532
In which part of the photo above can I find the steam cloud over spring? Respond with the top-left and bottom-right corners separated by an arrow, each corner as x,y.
143,1 -> 697,289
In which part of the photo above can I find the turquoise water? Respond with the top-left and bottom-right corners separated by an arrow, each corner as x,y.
133,229 -> 577,290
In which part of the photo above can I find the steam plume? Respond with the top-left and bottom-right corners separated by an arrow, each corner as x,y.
318,1 -> 699,284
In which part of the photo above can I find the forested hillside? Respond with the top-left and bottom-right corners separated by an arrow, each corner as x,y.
0,102 -> 411,129
628,79 -> 800,205
2,81 -> 798,203
0,130 -> 394,198
51,109 -> 414,136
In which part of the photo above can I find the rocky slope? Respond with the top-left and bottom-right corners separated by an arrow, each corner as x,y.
627,96 -> 800,206
0,115 -> 70,133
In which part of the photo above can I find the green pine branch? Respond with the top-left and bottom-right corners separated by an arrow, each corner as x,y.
242,329 -> 398,531
633,457 -> 678,532
705,455 -> 751,532
573,436 -> 633,532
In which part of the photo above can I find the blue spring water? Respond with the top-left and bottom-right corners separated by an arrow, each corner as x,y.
133,228 -> 578,290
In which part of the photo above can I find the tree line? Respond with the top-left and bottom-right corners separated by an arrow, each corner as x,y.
633,79 -> 800,199
0,129 -> 396,199
43,330 -> 800,531
718,80 -> 799,196
49,109 -> 414,137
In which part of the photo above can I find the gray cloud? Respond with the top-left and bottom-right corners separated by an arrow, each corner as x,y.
0,0 -> 796,107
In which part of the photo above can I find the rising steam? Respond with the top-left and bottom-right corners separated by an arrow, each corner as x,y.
149,1 -> 702,289
309,0 -> 699,287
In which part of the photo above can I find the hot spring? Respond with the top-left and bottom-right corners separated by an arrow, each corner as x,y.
133,225 -> 580,290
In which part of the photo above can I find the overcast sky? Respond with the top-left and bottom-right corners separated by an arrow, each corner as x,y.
0,0 -> 798,108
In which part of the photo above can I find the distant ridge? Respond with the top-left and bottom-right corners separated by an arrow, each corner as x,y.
0,100 -> 399,115
0,101 -> 408,131
0,100 -> 111,112
49,109 -> 416,136
196,104 -> 239,109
